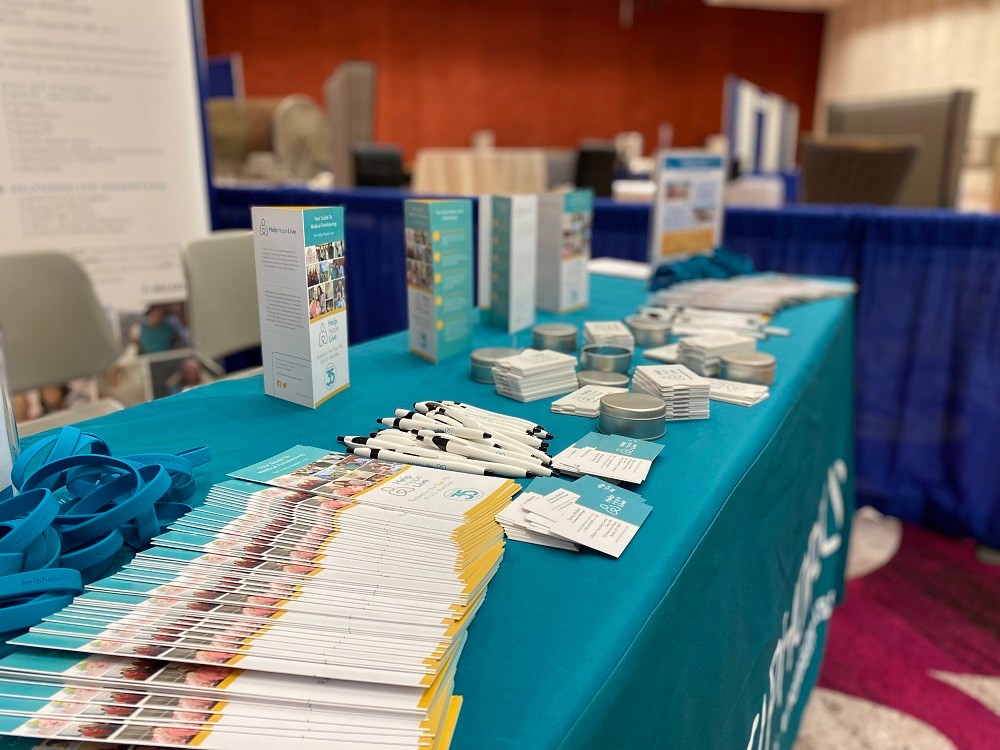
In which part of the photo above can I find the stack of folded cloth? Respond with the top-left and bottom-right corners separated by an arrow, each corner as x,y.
677,332 -> 756,377
631,364 -> 711,420
583,320 -> 635,349
492,349 -> 579,402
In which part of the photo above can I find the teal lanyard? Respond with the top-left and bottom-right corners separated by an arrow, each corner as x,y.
0,426 -> 210,641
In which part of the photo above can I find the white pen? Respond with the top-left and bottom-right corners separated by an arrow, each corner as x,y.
392,409 -> 467,430
414,429 -> 551,464
345,445 -> 493,476
409,402 -> 467,426
439,402 -> 554,441
346,445 -> 541,479
441,401 -> 554,438
339,435 -> 452,462
424,403 -> 549,448
416,434 -> 557,476
415,400 -> 555,446
379,417 -> 496,442
377,428 -> 552,471
483,423 -> 549,451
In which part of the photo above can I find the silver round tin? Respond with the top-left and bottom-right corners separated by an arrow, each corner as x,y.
470,347 -> 520,384
625,316 -> 672,347
577,370 -> 630,388
532,323 -> 578,353
720,351 -> 776,386
580,344 -> 633,374
598,392 -> 666,440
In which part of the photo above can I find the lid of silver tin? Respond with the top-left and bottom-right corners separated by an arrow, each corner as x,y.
471,347 -> 520,366
721,351 -> 776,369
625,316 -> 671,332
599,392 -> 667,420
578,370 -> 630,387
533,323 -> 578,341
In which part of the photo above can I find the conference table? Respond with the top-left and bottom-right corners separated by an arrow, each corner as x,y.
14,274 -> 855,749
215,183 -> 1000,549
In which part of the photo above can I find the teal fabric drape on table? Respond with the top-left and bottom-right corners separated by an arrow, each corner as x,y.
8,276 -> 854,749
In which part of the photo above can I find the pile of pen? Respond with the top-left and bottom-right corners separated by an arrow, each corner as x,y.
338,400 -> 558,479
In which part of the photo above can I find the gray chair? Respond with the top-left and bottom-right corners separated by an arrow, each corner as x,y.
182,231 -> 261,364
801,136 -> 920,206
0,252 -> 121,393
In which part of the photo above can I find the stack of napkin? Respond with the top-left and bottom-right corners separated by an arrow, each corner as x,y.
583,320 -> 635,349
492,349 -> 579,402
550,384 -> 628,418
677,332 -> 756,377
631,364 -> 711,421
704,377 -> 770,407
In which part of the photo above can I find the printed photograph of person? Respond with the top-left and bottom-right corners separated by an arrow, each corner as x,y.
308,285 -> 322,321
305,245 -> 318,265
561,210 -> 593,260
306,263 -> 320,287
331,279 -> 346,310
130,304 -> 190,354
665,181 -> 691,200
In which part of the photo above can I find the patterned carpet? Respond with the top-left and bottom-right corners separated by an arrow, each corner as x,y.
796,509 -> 1000,749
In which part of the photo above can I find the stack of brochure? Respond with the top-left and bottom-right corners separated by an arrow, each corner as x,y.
0,446 -> 519,749
492,349 -> 578,402
648,274 -> 857,315
583,321 -> 634,349
677,332 -> 756,377
704,377 -> 770,407
631,365 -> 711,421
550,384 -> 628,418
497,475 -> 651,558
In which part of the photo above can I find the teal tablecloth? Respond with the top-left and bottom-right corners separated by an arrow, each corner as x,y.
14,276 -> 855,749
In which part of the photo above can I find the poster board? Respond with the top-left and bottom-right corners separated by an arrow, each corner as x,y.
648,150 -> 726,267
0,0 -> 211,313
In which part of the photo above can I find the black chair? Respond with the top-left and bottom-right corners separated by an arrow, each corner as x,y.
352,143 -> 408,187
801,136 -> 920,206
574,144 -> 617,197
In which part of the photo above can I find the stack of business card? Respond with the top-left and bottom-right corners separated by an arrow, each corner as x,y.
495,477 -> 581,551
704,377 -> 770,406
551,432 -> 663,485
631,364 -> 711,421
551,384 -> 628,418
498,476 -> 650,558
583,320 -> 635,349
492,348 -> 579,402
677,332 -> 756,377
1,445 -> 520,748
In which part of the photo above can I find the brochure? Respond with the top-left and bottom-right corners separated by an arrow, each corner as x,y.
484,195 -> 538,334
536,189 -> 593,313
405,200 -> 474,363
648,150 -> 726,268
252,205 -> 349,408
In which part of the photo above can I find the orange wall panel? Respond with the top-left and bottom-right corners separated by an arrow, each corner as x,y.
203,0 -> 824,159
